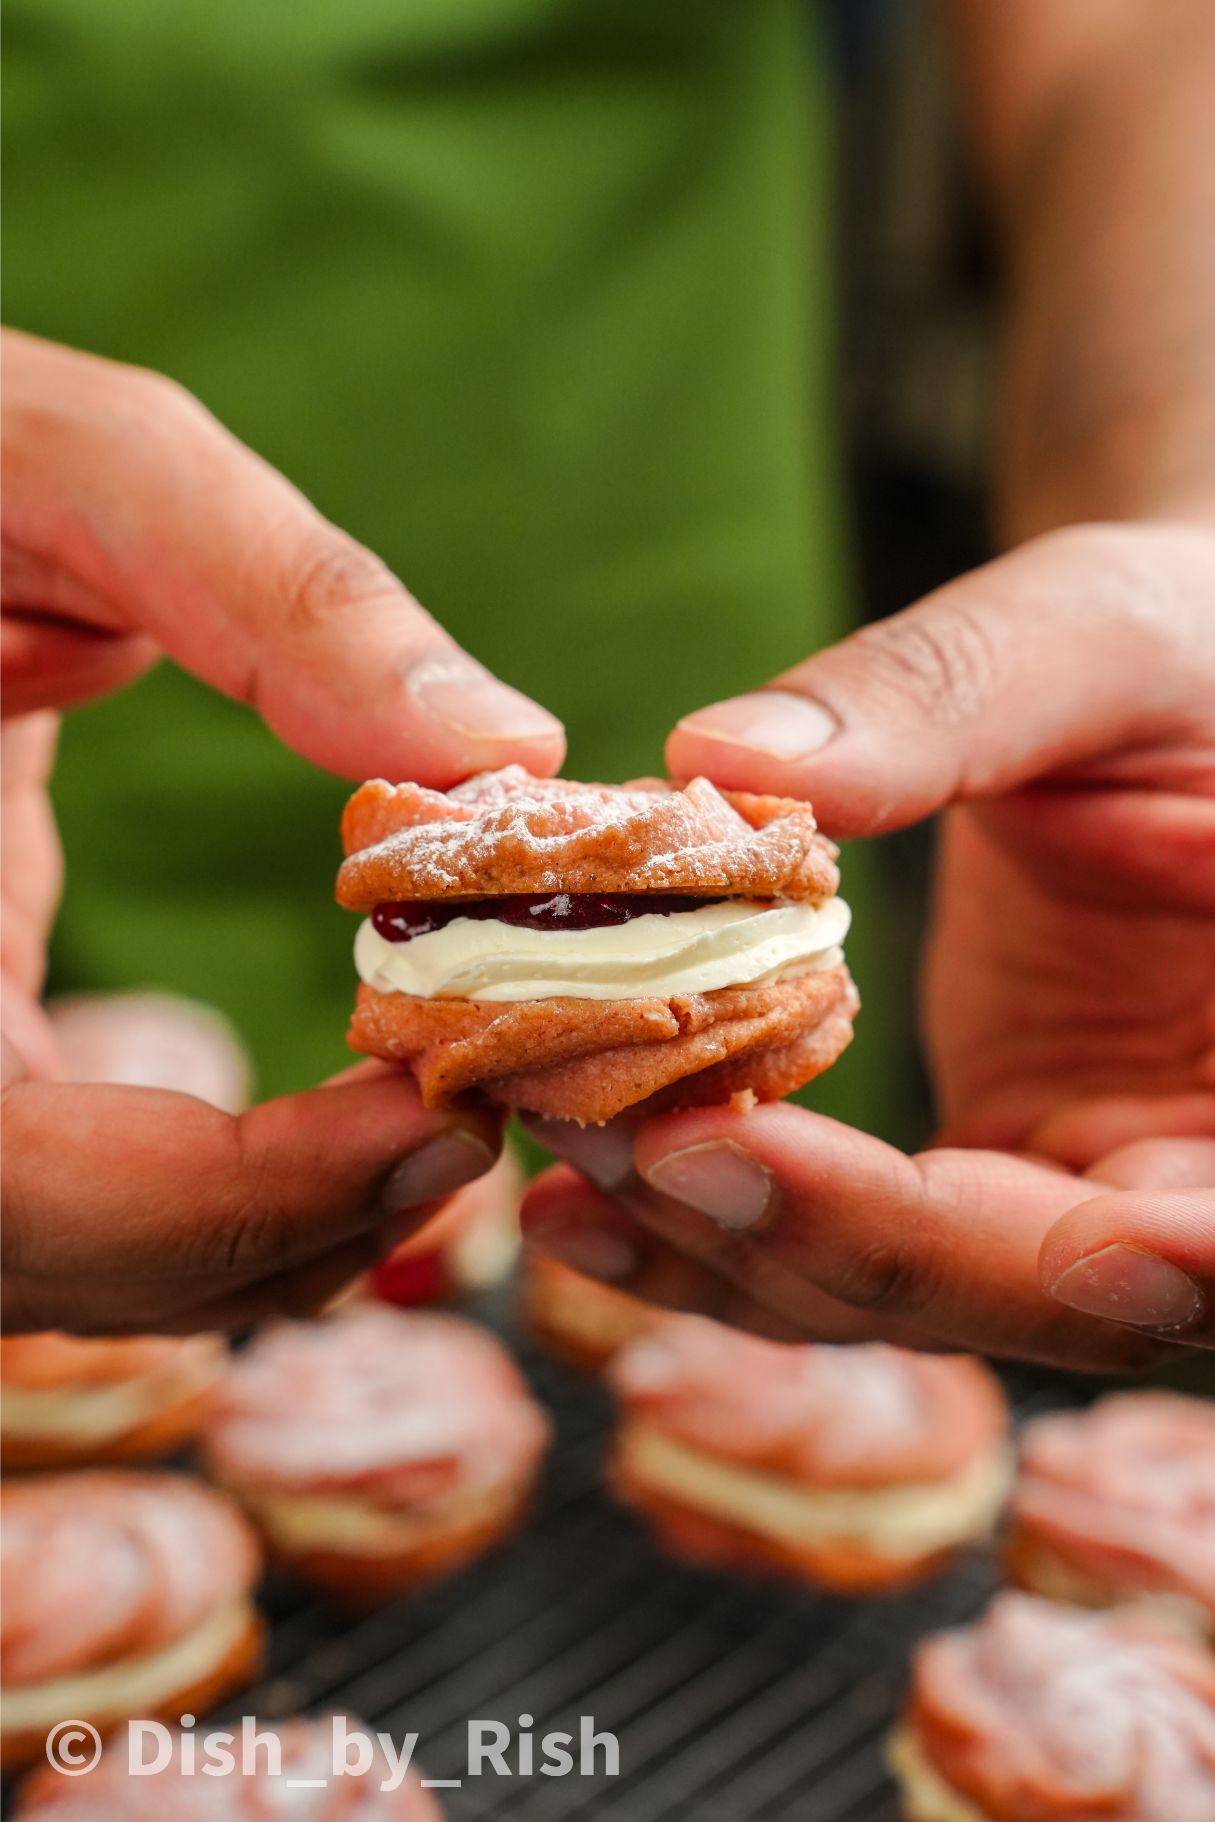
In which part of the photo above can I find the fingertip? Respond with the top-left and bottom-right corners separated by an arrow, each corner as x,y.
666,690 -> 835,796
520,1161 -> 613,1234
378,1127 -> 500,1215
521,1112 -> 638,1191
665,695 -> 905,838
263,697 -> 566,791
1041,1232 -> 1208,1341
520,1163 -> 643,1283
1040,1187 -> 1215,1288
633,1098 -> 819,1179
401,652 -> 566,784
248,570 -> 566,786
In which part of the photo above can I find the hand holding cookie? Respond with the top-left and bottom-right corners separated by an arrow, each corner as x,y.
525,523 -> 1215,1367
1,330 -> 564,1332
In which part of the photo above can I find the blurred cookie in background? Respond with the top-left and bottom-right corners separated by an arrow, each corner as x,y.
521,1252 -> 656,1374
201,1306 -> 550,1605
0,1470 -> 263,1770
889,1591 -> 1215,1822
1,1332 -> 227,1470
608,1317 -> 1011,1592
12,1714 -> 444,1817
1006,1390 -> 1215,1636
47,991 -> 251,1111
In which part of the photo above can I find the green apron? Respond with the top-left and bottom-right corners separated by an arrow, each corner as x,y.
5,0 -> 902,1137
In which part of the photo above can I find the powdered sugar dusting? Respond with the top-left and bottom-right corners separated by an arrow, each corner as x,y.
356,771 -> 749,891
914,1594 -> 1215,1820
1021,1392 -> 1215,1525
337,767 -> 837,907
1015,1391 -> 1215,1614
0,1472 -> 258,1683
204,1307 -> 550,1504
610,1319 -> 1005,1488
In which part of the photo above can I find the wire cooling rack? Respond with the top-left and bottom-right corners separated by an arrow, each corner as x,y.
192,1293 -> 1086,1822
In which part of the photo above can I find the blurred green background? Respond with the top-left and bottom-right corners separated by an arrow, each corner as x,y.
6,0 -> 914,1136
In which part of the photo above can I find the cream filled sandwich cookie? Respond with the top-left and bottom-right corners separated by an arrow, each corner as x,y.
1006,1390 -> 1215,1633
890,1593 -> 1215,1822
1,1332 -> 227,1470
607,1317 -> 1011,1591
201,1306 -> 551,1604
337,767 -> 857,1125
0,1471 -> 263,1771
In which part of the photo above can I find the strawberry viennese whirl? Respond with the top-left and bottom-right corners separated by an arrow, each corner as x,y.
890,1593 -> 1215,1822
337,766 -> 857,1126
1006,1390 -> 1215,1633
202,1306 -> 550,1605
607,1317 -> 1011,1593
0,1472 -> 262,1771
0,1332 -> 226,1470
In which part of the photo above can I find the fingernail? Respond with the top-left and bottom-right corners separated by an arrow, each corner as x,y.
530,1224 -> 637,1282
381,1131 -> 497,1213
525,1116 -> 636,1190
642,1140 -> 773,1230
407,653 -> 563,742
613,1336 -> 679,1391
676,689 -> 837,760
1048,1244 -> 1205,1333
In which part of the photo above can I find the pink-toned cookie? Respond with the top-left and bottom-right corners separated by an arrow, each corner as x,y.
0,1472 -> 263,1771
47,991 -> 250,1111
337,767 -> 856,1125
521,1253 -> 657,1373
201,1307 -> 550,1603
12,1717 -> 443,1818
891,1592 -> 1215,1822
1,1333 -> 227,1470
338,768 -> 840,902
607,1317 -> 1011,1591
1006,1390 -> 1215,1632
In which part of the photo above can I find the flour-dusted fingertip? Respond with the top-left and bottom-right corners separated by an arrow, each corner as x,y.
1046,1244 -> 1206,1335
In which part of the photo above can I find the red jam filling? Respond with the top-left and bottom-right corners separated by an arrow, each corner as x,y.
371,892 -> 712,942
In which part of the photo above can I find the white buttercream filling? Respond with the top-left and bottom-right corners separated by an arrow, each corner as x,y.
0,1599 -> 253,1734
354,896 -> 850,1002
619,1423 -> 1013,1557
886,1731 -> 993,1822
1,1368 -> 207,1445
242,1480 -> 518,1555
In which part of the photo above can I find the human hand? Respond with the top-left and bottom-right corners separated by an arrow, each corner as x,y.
522,521 -> 1215,1368
2,329 -> 565,1332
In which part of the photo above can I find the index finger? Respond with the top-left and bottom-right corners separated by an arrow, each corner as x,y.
629,1102 -> 1175,1369
2,331 -> 565,784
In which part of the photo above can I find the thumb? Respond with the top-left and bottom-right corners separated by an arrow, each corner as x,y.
1,1067 -> 502,1333
1040,1183 -> 1215,1349
2,330 -> 565,785
668,522 -> 1215,836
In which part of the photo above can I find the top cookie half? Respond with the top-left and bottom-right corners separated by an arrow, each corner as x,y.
336,766 -> 839,907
